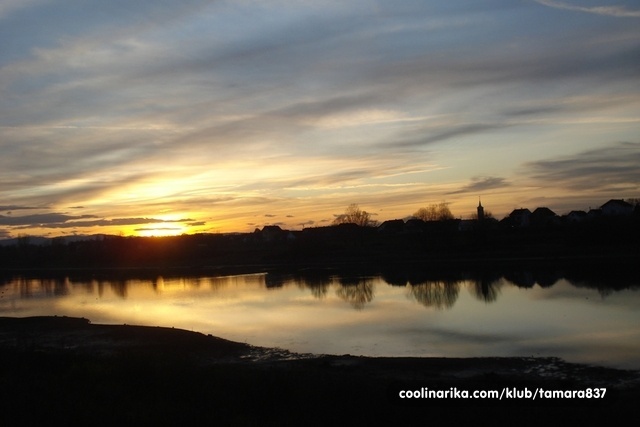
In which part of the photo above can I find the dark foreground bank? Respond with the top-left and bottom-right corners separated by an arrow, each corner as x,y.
1,317 -> 638,425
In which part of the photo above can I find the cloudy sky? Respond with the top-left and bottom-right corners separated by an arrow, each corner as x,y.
1,0 -> 639,238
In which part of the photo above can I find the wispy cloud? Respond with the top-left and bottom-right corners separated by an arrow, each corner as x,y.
0,205 -> 43,212
0,213 -> 193,229
449,177 -> 510,195
0,213 -> 96,226
0,0 -> 46,19
525,142 -> 640,192
0,1 -> 638,236
534,0 -> 640,18
390,123 -> 513,149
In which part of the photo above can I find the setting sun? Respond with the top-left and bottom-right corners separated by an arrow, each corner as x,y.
135,225 -> 187,237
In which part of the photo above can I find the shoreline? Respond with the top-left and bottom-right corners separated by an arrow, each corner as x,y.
2,251 -> 639,276
1,316 -> 638,424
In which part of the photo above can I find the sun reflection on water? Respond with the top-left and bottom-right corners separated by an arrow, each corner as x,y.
1,272 -> 639,369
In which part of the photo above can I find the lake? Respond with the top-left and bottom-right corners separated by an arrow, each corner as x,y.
1,267 -> 639,369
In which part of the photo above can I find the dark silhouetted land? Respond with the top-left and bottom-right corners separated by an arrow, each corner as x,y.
1,316 -> 638,425
1,209 -> 638,273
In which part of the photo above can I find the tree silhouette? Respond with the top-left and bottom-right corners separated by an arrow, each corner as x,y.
333,204 -> 377,227
336,277 -> 375,309
413,203 -> 454,221
469,278 -> 501,303
408,280 -> 459,309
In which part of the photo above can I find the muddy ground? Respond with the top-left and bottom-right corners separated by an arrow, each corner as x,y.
1,316 -> 638,425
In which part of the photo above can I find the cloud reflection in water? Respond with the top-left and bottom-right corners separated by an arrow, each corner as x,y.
1,271 -> 639,369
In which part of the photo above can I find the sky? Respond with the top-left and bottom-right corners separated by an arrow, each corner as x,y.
1,0 -> 639,239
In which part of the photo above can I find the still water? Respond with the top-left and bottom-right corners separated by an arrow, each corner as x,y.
1,270 -> 639,369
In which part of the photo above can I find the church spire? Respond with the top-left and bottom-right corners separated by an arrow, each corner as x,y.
477,197 -> 485,221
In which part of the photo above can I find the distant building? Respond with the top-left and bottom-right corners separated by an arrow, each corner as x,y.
458,219 -> 475,232
566,210 -> 587,223
507,208 -> 531,227
377,219 -> 405,234
531,207 -> 558,227
258,225 -> 285,242
587,208 -> 602,219
477,198 -> 485,222
601,199 -> 633,216
404,218 -> 426,233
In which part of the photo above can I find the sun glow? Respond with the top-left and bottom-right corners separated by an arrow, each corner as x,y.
135,227 -> 184,237
133,223 -> 188,237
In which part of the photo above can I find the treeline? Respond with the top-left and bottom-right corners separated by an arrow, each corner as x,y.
1,212 -> 639,270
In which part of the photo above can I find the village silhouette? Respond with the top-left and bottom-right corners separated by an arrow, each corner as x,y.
1,198 -> 638,271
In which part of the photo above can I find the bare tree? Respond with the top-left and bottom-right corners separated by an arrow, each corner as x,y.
413,202 -> 454,221
336,277 -> 375,309
408,280 -> 460,309
333,204 -> 377,227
